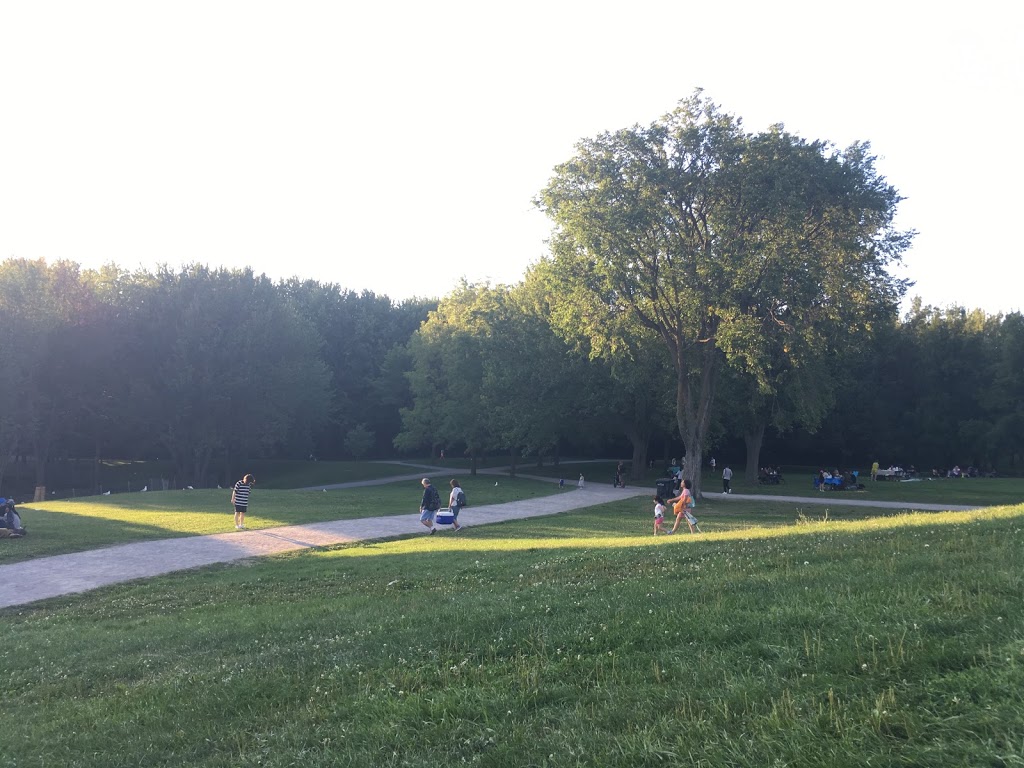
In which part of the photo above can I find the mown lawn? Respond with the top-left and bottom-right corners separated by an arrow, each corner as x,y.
2,501 -> 1022,767
0,475 -> 569,565
730,472 -> 1024,506
519,463 -> 1024,508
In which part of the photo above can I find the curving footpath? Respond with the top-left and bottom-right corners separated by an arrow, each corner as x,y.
0,473 -> 978,610
0,481 -> 646,610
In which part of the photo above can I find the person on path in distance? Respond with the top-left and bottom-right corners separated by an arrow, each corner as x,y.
448,478 -> 465,532
419,477 -> 441,534
232,474 -> 254,530
653,495 -> 668,535
722,465 -> 733,494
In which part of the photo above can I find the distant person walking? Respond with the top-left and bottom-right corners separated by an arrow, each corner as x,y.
232,474 -> 254,530
871,461 -> 879,481
419,477 -> 441,534
722,466 -> 733,494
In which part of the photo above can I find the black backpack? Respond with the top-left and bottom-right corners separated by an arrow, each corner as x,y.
426,486 -> 441,512
456,488 -> 466,507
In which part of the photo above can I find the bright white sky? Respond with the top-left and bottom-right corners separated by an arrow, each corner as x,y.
1,1 -> 1020,315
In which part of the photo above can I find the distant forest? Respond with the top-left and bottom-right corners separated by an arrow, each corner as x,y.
1,257 -> 1021,498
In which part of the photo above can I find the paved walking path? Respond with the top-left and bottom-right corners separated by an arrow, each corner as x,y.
0,472 -> 979,610
0,482 -> 645,610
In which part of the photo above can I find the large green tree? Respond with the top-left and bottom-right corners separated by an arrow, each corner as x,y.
526,260 -> 675,479
395,283 -> 499,471
537,93 -> 911,495
397,282 -> 588,474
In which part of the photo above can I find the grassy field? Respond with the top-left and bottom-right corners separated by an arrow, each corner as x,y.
1,498 -> 1021,767
4,459 -> 441,499
6,461 -> 1024,565
0,475 -> 569,565
731,471 -> 1024,507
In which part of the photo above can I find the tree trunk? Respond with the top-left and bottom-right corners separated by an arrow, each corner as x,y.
33,437 -> 50,487
630,441 -> 647,484
744,422 -> 766,484
674,345 -> 720,499
93,436 -> 101,494
509,447 -> 518,478
627,429 -> 649,483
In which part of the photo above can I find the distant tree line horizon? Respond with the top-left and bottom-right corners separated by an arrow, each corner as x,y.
3,96 -> 1022,497
1,257 -> 1021,498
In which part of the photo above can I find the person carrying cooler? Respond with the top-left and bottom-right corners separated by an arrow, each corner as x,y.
419,477 -> 441,534
448,478 -> 465,532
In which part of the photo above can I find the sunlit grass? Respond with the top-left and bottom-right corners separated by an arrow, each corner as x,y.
0,476 -> 573,564
2,499 -> 1022,766
319,503 -> 1024,559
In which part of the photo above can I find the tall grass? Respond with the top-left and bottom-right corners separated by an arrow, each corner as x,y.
2,503 -> 1021,766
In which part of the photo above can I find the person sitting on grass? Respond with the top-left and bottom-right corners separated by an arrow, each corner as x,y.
1,499 -> 25,537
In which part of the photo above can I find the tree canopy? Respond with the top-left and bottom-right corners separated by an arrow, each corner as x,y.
536,92 -> 913,494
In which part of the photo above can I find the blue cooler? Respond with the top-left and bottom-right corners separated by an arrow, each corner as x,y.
434,508 -> 455,526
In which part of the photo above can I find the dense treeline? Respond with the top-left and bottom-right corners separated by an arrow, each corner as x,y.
0,259 -> 433,495
1,257 -> 1021,499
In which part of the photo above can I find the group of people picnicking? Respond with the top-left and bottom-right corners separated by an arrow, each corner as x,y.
867,462 -> 995,481
814,468 -> 864,491
932,465 -> 993,479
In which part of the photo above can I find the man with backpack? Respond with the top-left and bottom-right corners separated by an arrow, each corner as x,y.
419,477 -> 442,534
